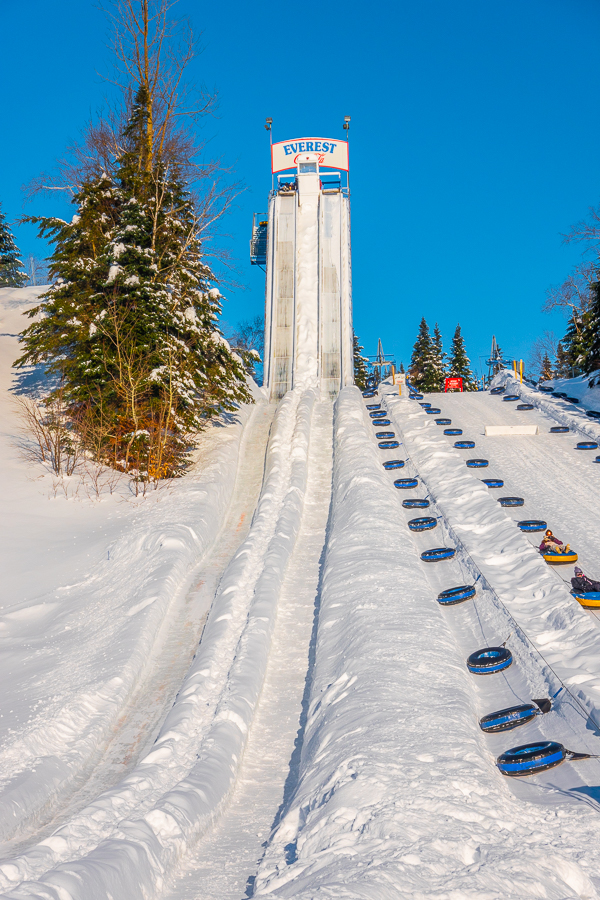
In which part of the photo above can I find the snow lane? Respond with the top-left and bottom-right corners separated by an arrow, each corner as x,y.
0,389 -> 316,900
254,386 -> 600,900
0,401 -> 276,863
165,401 -> 333,900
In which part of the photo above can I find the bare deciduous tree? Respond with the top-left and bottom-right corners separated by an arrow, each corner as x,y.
543,261 -> 596,321
528,330 -> 558,379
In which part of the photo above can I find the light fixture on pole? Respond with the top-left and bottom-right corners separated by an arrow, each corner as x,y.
343,116 -> 351,194
265,118 -> 273,190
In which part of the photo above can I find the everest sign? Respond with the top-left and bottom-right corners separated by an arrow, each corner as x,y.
444,377 -> 463,392
271,138 -> 349,173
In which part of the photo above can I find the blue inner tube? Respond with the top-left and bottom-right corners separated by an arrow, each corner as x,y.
421,547 -> 455,562
538,385 -> 554,392
496,742 -> 566,777
437,584 -> 476,605
586,410 -> 600,419
379,441 -> 400,449
444,428 -> 463,436
425,408 -> 441,414
480,704 -> 541,734
517,404 -> 534,410
454,440 -> 475,449
394,477 -> 418,489
466,459 -> 489,468
375,432 -> 395,439
402,498 -> 430,509
499,496 -> 524,506
566,397 -> 580,404
503,395 -> 519,401
366,403 -> 381,410
410,393 -> 424,400
550,426 -> 569,433
490,387 -> 505,395
595,456 -> 600,464
482,478 -> 504,488
408,516 -> 437,532
369,410 -> 387,418
518,520 -> 547,532
435,418 -> 452,425
373,419 -> 391,426
576,441 -> 599,450
420,402 -> 431,408
552,391 -> 567,398
363,392 -> 376,398
467,646 -> 512,674
383,459 -> 404,470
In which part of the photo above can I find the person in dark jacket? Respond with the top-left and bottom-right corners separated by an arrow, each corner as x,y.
571,567 -> 600,593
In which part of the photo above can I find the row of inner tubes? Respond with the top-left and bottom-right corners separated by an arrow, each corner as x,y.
365,388 -> 594,778
491,386 -> 600,460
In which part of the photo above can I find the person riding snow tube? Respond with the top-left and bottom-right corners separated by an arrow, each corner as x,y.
539,530 -> 570,555
571,567 -> 600,593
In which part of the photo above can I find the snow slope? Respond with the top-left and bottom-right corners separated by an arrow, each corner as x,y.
254,386 -> 600,900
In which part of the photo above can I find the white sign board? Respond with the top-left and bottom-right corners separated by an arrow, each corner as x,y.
271,138 -> 349,173
484,425 -> 539,436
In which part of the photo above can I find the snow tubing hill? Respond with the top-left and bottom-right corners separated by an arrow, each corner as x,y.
403,498 -> 430,509
408,516 -> 437,532
496,742 -> 566,777
572,591 -> 600,608
437,584 -> 476,605
421,547 -> 455,562
542,550 -> 578,565
394,477 -> 418,489
467,647 -> 512,674
479,704 -> 541,733
383,459 -> 404,470
518,520 -> 547,532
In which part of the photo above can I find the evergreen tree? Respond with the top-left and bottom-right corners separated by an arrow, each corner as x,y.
15,87 -> 251,478
399,361 -> 405,374
447,324 -> 477,391
561,310 -> 593,374
554,341 -> 571,378
0,203 -> 27,287
540,352 -> 554,381
409,317 -> 432,390
428,322 -> 446,391
583,280 -> 600,373
353,331 -> 369,390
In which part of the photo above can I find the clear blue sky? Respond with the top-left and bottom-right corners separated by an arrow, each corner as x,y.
2,0 -> 600,380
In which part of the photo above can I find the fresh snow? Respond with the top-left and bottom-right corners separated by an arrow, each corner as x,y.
3,286 -> 600,900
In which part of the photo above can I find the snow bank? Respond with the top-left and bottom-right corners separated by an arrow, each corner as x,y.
492,371 -> 600,443
253,386 -> 600,900
0,390 -> 316,900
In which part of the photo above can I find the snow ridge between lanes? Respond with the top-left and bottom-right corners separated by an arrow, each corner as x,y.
253,386 -> 600,900
0,389 -> 316,900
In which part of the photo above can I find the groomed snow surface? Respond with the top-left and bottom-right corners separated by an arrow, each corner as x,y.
3,285 -> 600,899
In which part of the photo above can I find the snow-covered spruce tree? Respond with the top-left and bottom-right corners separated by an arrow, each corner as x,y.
554,341 -> 571,378
15,87 -> 251,479
353,331 -> 369,390
428,322 -> 447,391
583,280 -> 600,373
408,317 -> 432,390
447,324 -> 477,391
560,310 -> 593,375
0,203 -> 27,287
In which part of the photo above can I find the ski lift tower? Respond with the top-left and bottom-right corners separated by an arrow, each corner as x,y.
252,132 -> 354,400
369,339 -> 396,382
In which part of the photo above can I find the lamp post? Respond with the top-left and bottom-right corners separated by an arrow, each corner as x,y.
265,117 -> 273,190
343,115 -> 351,194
